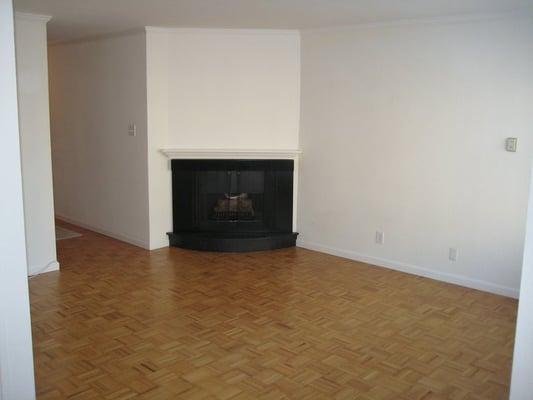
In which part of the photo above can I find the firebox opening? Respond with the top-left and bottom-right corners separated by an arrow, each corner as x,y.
212,193 -> 256,221
168,159 -> 298,252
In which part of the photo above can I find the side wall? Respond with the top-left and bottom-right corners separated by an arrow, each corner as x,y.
49,32 -> 150,248
15,13 -> 58,275
146,29 -> 301,249
510,163 -> 533,398
0,0 -> 36,397
298,16 -> 533,297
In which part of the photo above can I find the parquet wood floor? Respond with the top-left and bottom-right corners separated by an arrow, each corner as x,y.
30,224 -> 518,400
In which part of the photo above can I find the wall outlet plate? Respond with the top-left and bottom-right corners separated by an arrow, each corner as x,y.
449,247 -> 458,262
375,231 -> 384,245
506,137 -> 518,152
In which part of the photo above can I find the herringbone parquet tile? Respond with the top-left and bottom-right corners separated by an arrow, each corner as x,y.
30,224 -> 517,399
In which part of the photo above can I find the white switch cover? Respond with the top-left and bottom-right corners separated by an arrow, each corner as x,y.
505,137 -> 518,152
128,123 -> 137,137
375,231 -> 385,245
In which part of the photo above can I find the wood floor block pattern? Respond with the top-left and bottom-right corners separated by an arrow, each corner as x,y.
30,225 -> 518,399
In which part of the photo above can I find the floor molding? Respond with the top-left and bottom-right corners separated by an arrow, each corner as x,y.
297,239 -> 519,299
29,260 -> 60,277
56,214 -> 150,250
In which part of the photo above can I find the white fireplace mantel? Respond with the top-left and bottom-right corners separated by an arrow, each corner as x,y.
160,148 -> 302,160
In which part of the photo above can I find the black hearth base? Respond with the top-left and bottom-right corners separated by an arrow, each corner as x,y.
167,232 -> 298,253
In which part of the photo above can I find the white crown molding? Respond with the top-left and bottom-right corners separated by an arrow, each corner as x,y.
145,26 -> 300,37
15,12 -> 52,23
300,9 -> 533,33
48,28 -> 145,47
160,148 -> 302,160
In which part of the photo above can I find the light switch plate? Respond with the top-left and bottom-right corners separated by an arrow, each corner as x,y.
128,123 -> 137,137
506,137 -> 518,152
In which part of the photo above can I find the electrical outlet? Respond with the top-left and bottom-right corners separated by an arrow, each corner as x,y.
375,231 -> 385,245
505,137 -> 518,152
449,247 -> 458,262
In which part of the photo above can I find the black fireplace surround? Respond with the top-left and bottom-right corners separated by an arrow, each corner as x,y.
167,159 -> 298,252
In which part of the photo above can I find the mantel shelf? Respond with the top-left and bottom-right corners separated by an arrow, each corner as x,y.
160,148 -> 302,160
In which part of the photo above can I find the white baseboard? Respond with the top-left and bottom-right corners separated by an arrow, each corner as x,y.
56,214 -> 150,250
29,260 -> 60,277
297,239 -> 519,299
148,233 -> 170,250
150,240 -> 169,251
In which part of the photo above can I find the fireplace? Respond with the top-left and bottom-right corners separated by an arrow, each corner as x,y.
167,159 -> 298,252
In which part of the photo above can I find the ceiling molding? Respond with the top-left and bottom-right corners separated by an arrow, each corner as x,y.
49,26 -> 299,47
144,26 -> 300,37
15,12 -> 52,23
48,28 -> 145,47
300,9 -> 533,33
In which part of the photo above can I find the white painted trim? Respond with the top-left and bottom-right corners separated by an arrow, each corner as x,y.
145,26 -> 300,37
160,148 -> 302,160
14,12 -> 51,23
300,9 -> 533,33
55,214 -> 150,250
297,239 -> 519,299
28,260 -> 59,277
149,242 -> 168,251
48,28 -> 145,47
42,261 -> 60,273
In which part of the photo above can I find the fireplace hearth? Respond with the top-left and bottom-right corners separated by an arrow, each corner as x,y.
167,159 -> 298,252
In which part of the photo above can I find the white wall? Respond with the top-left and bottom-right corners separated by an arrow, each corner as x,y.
15,13 -> 58,276
298,15 -> 533,297
146,28 -> 301,249
0,0 -> 36,397
49,32 -> 150,248
510,162 -> 533,399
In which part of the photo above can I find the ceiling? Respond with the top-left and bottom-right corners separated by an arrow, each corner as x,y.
14,0 -> 533,43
